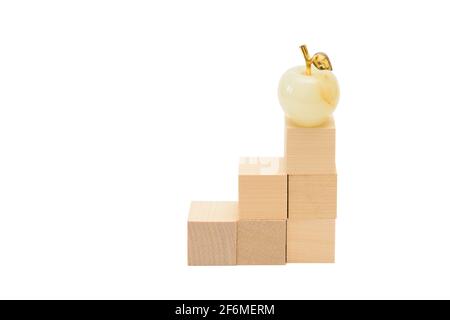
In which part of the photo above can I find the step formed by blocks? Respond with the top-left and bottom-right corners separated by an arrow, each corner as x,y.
287,219 -> 335,263
239,157 -> 287,220
237,219 -> 286,265
188,201 -> 238,266
285,117 -> 335,174
289,173 -> 337,219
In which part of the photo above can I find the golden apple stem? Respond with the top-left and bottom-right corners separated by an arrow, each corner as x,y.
300,45 -> 312,76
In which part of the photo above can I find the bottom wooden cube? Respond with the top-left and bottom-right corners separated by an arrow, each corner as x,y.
287,219 -> 335,263
237,220 -> 286,265
188,201 -> 238,266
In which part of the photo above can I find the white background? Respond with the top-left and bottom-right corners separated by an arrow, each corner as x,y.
1,1 -> 449,299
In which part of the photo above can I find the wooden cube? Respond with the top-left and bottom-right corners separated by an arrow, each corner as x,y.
289,173 -> 337,219
287,219 -> 335,263
237,219 -> 286,265
188,201 -> 238,266
239,157 -> 287,220
285,117 -> 335,174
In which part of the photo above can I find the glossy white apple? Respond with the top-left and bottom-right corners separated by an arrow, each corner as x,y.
278,65 -> 339,127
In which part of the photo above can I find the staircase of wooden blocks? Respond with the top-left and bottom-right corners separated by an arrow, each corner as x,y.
188,117 -> 336,265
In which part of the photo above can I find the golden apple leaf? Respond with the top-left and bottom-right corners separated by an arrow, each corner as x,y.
312,52 -> 333,71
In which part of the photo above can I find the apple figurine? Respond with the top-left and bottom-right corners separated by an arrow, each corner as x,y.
278,45 -> 340,127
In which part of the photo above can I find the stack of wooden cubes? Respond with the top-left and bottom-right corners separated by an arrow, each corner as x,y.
285,117 -> 336,263
188,117 -> 336,265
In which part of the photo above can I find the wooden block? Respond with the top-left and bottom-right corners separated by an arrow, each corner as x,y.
285,117 -> 335,174
188,201 -> 238,266
287,219 -> 335,263
239,157 -> 287,220
237,220 -> 286,265
289,173 -> 337,219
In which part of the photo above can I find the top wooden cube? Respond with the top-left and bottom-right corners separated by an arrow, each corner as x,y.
284,117 -> 335,174
239,157 -> 287,220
